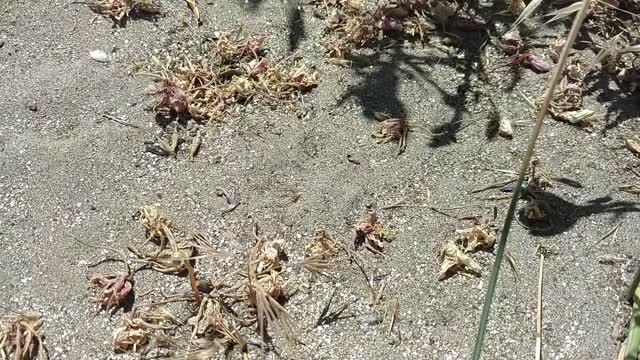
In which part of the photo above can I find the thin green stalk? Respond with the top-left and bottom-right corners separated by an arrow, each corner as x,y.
472,1 -> 592,359
627,287 -> 640,360
626,265 -> 640,304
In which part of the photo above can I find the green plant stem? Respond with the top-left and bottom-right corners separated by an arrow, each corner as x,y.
627,265 -> 640,304
627,287 -> 640,360
471,2 -> 592,359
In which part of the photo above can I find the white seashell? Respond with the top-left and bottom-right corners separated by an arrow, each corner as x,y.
90,50 -> 110,63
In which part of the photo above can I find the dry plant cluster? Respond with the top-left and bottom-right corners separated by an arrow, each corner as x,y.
315,0 -> 447,62
76,206 -> 364,358
0,313 -> 46,360
140,31 -> 319,123
438,211 -> 498,280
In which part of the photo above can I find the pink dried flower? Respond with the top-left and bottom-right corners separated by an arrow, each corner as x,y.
89,272 -> 134,313
382,16 -> 403,31
146,80 -> 189,113
512,53 -> 552,73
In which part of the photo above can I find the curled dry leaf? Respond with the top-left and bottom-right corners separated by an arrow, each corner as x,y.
0,313 -> 46,360
113,306 -> 176,354
89,272 -> 134,313
438,240 -> 482,280
354,213 -> 387,254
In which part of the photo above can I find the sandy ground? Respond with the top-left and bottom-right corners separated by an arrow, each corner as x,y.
1,0 -> 639,359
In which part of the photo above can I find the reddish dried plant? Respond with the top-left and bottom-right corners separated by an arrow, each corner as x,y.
146,80 -> 190,113
354,213 -> 387,254
89,272 -> 134,314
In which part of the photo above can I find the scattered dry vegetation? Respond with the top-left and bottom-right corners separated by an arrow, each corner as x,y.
0,313 -> 46,360
138,30 -> 318,123
88,0 -> 162,27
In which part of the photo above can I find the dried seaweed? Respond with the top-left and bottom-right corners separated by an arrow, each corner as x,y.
0,313 -> 46,360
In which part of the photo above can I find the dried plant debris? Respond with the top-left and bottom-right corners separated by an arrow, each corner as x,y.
626,135 -> 640,157
456,212 -> 498,253
138,30 -> 318,122
89,272 -> 135,314
317,0 -> 439,62
354,213 -> 388,254
438,240 -> 482,280
620,184 -> 640,195
88,0 -> 161,27
372,112 -> 410,155
303,229 -> 340,271
188,297 -> 247,354
487,110 -> 513,139
0,313 -> 46,360
131,206 -> 227,274
112,305 -> 177,354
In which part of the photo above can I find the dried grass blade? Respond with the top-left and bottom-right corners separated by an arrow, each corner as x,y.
512,0 -> 543,29
544,1 -> 583,24
473,1 -> 592,359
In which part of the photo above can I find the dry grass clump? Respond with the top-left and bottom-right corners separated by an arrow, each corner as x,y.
112,305 -> 177,354
303,229 -> 341,272
317,0 -> 439,62
140,30 -> 318,122
0,313 -> 46,360
88,0 -> 161,27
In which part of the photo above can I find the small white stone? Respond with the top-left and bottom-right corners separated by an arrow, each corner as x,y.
90,50 -> 110,63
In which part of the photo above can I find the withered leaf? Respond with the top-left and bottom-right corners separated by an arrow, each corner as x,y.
438,241 -> 482,280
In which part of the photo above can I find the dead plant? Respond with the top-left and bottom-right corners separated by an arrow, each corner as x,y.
372,112 -> 410,155
139,30 -> 318,123
0,313 -> 46,360
456,209 -> 498,253
438,240 -> 482,280
112,305 -> 177,354
354,212 -> 388,254
88,0 -> 161,27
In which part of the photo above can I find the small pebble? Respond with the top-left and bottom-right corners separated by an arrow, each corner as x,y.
26,102 -> 37,112
90,49 -> 110,63
360,313 -> 382,326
